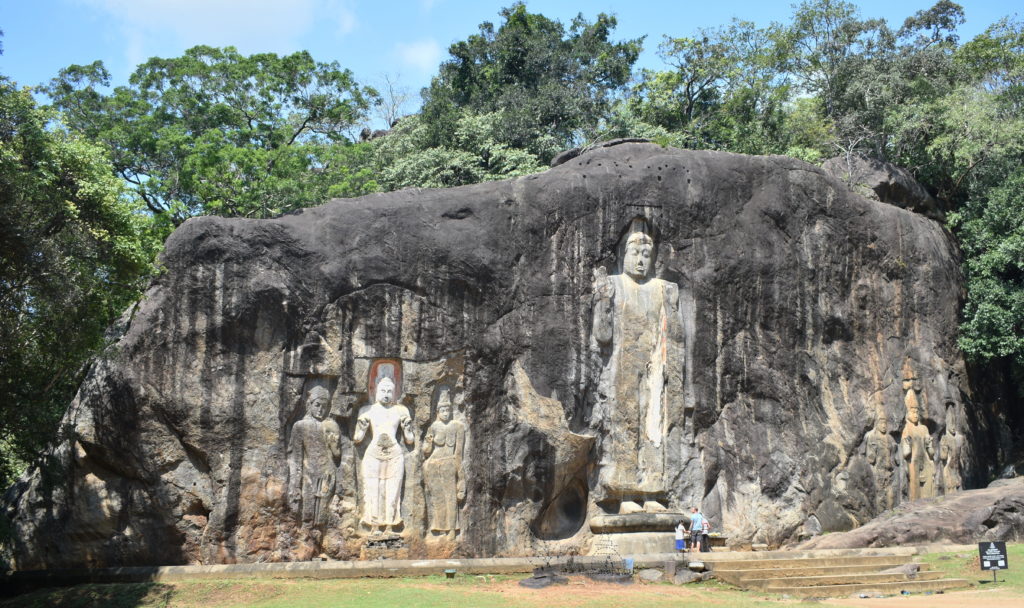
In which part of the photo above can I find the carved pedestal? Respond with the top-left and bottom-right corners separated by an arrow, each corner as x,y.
359,533 -> 409,560
588,512 -> 687,555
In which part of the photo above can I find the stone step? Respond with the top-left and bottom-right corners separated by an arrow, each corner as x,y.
715,561 -> 930,581
747,570 -> 947,590
765,578 -> 971,599
708,555 -> 916,571
699,546 -> 919,562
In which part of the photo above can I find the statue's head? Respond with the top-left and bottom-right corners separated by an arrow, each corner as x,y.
307,386 -> 329,420
945,406 -> 957,435
876,410 -> 887,434
624,231 -> 654,281
906,403 -> 920,425
375,377 -> 395,405
438,402 -> 452,423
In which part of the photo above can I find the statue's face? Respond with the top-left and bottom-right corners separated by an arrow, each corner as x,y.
376,381 -> 395,405
624,240 -> 652,280
876,415 -> 887,434
907,405 -> 920,425
309,393 -> 328,420
439,404 -> 452,423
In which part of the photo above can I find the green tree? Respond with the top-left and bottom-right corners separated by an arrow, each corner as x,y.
43,46 -> 379,224
419,3 -> 642,163
952,170 -> 1024,365
373,112 -> 544,190
628,20 -> 795,155
0,78 -> 160,488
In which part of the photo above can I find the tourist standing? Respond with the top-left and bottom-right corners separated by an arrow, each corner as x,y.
689,507 -> 704,553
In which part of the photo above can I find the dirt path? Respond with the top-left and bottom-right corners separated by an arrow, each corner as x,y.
825,587 -> 1022,608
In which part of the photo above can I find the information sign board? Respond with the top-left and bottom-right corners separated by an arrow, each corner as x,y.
979,541 -> 1008,582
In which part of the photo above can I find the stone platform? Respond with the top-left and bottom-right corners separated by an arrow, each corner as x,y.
1,545 -> 976,598
708,547 -> 972,598
587,511 -> 733,554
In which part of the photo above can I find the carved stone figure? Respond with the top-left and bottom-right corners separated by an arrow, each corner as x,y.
940,405 -> 963,494
592,226 -> 683,513
865,409 -> 896,510
423,396 -> 466,538
899,372 -> 935,500
354,377 -> 413,533
287,386 -> 337,525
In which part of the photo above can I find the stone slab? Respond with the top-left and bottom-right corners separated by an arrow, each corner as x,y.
589,512 -> 687,533
590,532 -> 678,555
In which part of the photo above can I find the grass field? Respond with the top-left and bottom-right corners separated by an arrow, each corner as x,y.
3,545 -> 1022,608
0,575 -> 794,608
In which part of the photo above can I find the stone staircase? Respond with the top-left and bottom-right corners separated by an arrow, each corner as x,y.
706,549 -> 970,598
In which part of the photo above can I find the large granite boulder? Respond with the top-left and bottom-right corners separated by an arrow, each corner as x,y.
795,477 -> 1024,549
2,143 -> 1003,569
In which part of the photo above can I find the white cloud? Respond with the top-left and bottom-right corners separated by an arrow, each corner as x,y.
395,39 -> 442,75
78,0 -> 355,62
327,0 -> 358,35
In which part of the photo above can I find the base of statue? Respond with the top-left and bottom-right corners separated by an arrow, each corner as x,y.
360,533 -> 409,560
588,512 -> 686,555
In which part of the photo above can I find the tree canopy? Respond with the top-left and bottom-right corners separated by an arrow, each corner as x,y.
43,46 -> 380,224
418,2 -> 642,163
0,77 -> 160,487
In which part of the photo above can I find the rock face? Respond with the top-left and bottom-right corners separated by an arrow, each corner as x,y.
2,144 -> 1003,569
822,155 -> 943,219
796,478 -> 1024,549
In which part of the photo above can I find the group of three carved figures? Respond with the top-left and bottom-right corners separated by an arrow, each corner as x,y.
286,378 -> 465,537
865,370 -> 964,509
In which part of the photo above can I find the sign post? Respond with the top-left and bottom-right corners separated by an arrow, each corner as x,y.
979,541 -> 1008,583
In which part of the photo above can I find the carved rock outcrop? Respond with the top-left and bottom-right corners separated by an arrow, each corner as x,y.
2,144 -> 1005,568
796,478 -> 1024,549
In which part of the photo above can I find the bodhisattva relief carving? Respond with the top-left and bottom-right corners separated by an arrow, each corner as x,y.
287,386 -> 337,525
423,395 -> 466,538
899,369 -> 935,500
864,408 -> 896,510
592,226 -> 682,514
354,376 -> 413,533
940,404 -> 964,494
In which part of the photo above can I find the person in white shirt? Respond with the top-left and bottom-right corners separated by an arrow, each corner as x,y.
675,520 -> 687,552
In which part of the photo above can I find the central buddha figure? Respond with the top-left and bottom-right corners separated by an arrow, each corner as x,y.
592,224 -> 683,514
354,376 -> 414,533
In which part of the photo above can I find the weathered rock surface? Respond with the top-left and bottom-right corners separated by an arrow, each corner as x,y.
795,477 -> 1024,549
2,143 -> 1004,569
636,568 -> 663,582
673,569 -> 702,585
822,155 -> 943,219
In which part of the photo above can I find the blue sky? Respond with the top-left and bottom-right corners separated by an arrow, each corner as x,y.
1,0 -> 1015,118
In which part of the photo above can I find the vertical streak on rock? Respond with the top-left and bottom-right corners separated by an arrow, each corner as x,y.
222,262 -> 247,560
715,296 -> 723,414
198,263 -> 223,562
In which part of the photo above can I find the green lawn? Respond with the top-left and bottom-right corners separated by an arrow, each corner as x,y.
1,574 -> 795,608
920,542 -> 1024,588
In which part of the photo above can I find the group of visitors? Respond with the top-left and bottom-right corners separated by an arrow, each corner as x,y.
675,507 -> 711,553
